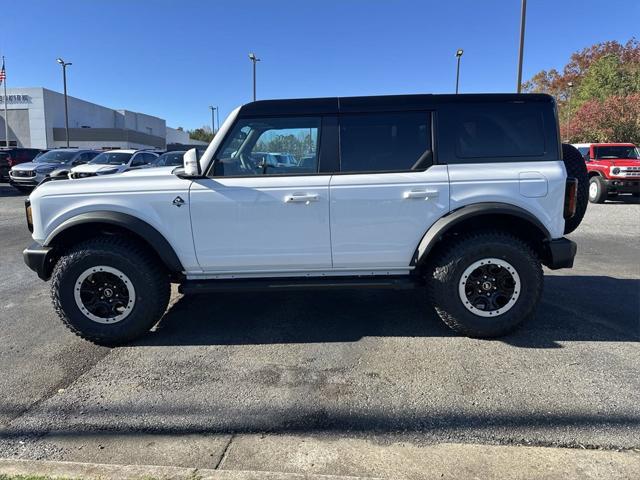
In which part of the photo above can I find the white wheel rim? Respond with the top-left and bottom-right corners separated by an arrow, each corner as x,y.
589,181 -> 598,199
458,258 -> 521,318
74,266 -> 136,324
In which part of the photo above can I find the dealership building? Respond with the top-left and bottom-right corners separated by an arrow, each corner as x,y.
0,87 -> 205,150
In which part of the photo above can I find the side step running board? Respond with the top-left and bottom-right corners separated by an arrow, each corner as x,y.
179,276 -> 417,294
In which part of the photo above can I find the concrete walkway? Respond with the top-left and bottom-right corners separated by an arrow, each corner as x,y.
1,436 -> 639,479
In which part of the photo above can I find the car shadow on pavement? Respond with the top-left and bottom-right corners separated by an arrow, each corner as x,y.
0,183 -> 25,197
603,194 -> 640,205
140,275 -> 639,348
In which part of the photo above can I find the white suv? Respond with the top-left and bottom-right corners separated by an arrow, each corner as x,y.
23,94 -> 586,345
68,149 -> 158,178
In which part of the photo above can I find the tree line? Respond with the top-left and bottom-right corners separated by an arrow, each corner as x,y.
523,38 -> 639,144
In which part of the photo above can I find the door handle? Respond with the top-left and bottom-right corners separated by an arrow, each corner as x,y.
403,189 -> 439,200
284,193 -> 319,204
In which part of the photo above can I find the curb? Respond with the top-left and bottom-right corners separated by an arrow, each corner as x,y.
0,458 -> 380,480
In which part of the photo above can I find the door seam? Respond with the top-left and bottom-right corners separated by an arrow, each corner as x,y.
328,175 -> 334,267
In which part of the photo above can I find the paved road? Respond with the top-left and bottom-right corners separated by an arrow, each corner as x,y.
0,182 -> 638,469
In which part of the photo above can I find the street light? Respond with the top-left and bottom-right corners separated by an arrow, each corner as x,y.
209,105 -> 217,134
516,0 -> 527,93
248,52 -> 260,101
56,57 -> 72,147
567,81 -> 574,141
455,49 -> 464,94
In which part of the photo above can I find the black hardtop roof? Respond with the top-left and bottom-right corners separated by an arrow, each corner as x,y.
238,93 -> 554,117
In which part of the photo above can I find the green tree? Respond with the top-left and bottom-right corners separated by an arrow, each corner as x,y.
523,38 -> 640,142
256,131 -> 314,159
188,126 -> 214,143
573,54 -> 640,106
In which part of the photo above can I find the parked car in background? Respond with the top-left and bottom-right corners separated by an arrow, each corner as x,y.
152,151 -> 186,167
572,143 -> 640,203
0,148 -> 47,181
9,149 -> 99,192
68,150 -> 158,179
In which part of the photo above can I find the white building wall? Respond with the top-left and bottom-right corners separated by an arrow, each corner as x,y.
2,87 -> 177,150
166,126 -> 207,145
43,88 -> 121,147
0,87 -> 47,148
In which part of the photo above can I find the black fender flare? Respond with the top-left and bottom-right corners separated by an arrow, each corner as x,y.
44,211 -> 184,273
411,202 -> 552,266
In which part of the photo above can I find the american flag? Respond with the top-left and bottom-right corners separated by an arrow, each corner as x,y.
0,58 -> 5,85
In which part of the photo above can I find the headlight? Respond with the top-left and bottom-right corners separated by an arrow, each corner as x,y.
611,167 -> 621,175
97,168 -> 119,175
36,166 -> 55,173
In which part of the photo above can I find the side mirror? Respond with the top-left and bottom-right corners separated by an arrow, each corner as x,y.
183,148 -> 201,177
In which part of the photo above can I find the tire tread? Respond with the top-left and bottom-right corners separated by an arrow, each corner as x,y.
427,230 -> 543,338
51,235 -> 170,345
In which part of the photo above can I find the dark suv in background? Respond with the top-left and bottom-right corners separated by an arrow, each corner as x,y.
9,149 -> 100,192
0,148 -> 47,181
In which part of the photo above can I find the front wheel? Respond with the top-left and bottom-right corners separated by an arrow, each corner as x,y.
51,236 -> 170,346
426,231 -> 543,338
588,176 -> 608,203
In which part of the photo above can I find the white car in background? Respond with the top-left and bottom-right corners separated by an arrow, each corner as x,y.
68,149 -> 159,179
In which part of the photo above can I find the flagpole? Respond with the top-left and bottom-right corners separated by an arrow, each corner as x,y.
2,56 -> 8,148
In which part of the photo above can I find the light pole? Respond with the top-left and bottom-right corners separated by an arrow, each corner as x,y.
455,49 -> 464,94
56,57 -> 72,147
209,105 -> 217,134
248,52 -> 260,101
567,81 -> 574,141
516,0 -> 527,93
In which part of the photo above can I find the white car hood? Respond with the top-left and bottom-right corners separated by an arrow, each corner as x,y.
11,162 -> 39,172
71,163 -> 124,174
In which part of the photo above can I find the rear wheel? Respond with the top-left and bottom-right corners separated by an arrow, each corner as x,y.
588,176 -> 607,203
51,236 -> 170,346
426,231 -> 543,338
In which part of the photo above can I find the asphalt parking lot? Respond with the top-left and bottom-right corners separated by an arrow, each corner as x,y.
0,181 -> 638,471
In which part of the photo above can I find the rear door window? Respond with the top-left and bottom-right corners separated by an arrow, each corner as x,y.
439,102 -> 557,164
339,112 -> 431,173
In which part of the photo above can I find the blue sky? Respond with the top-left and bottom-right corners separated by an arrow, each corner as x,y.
4,0 -> 637,130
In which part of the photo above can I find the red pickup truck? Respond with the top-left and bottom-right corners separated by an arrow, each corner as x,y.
573,143 -> 640,203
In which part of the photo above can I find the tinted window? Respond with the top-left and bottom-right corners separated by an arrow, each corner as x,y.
34,150 -> 77,163
155,152 -> 185,167
447,103 -> 546,160
131,153 -> 151,166
90,152 -> 133,165
339,112 -> 430,172
214,116 -> 320,176
593,146 -> 639,159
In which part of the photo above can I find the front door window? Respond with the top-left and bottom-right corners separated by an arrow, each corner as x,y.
212,117 -> 320,176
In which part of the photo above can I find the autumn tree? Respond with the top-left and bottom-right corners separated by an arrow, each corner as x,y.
522,38 -> 639,142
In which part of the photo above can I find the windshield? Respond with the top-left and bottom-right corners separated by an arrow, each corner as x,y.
90,152 -> 133,165
155,152 -> 185,167
34,150 -> 77,164
593,146 -> 639,159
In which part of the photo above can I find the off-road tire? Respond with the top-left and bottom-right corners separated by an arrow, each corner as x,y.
562,144 -> 588,234
588,176 -> 607,204
426,231 -> 543,338
51,236 -> 170,346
